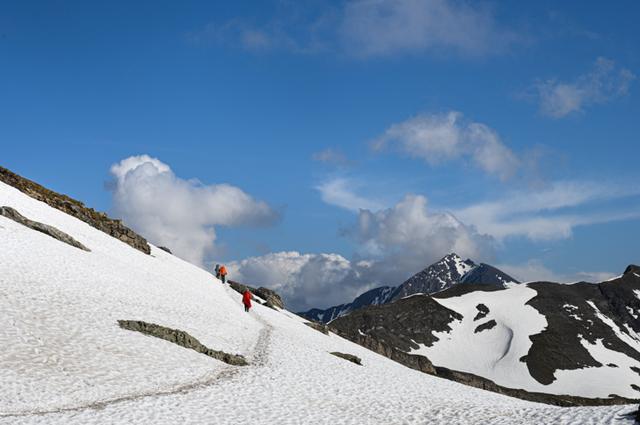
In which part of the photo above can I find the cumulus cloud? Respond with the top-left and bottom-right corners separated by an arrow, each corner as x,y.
454,181 -> 640,241
373,111 -> 520,180
109,155 -> 278,266
533,57 -> 635,118
340,0 -> 516,57
316,178 -> 384,212
228,251 -> 377,312
352,194 -> 494,270
231,194 -> 494,311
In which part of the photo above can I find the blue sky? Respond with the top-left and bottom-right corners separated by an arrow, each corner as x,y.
2,1 -> 639,310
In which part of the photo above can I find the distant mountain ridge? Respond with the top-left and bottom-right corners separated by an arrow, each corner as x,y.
302,286 -> 395,323
329,264 -> 640,402
299,253 -> 519,323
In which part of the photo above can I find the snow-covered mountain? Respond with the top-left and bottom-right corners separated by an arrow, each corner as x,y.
387,253 -> 479,301
1,169 -> 638,424
330,270 -> 640,401
299,253 -> 519,323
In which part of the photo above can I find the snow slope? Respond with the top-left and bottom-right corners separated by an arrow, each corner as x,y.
411,285 -> 640,399
0,181 -> 636,424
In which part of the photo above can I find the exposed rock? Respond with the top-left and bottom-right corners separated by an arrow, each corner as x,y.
330,294 -> 463,353
329,327 -> 436,374
433,366 -> 637,407
473,303 -> 490,321
158,246 -> 172,254
474,319 -> 497,333
0,206 -> 90,251
387,253 -> 476,302
0,166 -> 150,254
298,286 -> 395,323
229,280 -> 253,294
118,320 -> 248,366
228,280 -> 285,310
329,267 -> 640,406
524,278 -> 640,386
330,352 -> 362,365
624,264 -> 640,276
254,287 -> 285,310
300,254 -> 518,324
304,321 -> 329,335
461,263 -> 519,286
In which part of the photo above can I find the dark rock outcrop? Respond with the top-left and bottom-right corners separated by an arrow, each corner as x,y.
330,294 -> 462,354
253,287 -> 285,310
228,280 -> 285,310
1,206 -> 90,251
474,319 -> 497,333
118,320 -> 248,366
524,275 -> 640,386
158,246 -> 172,254
330,352 -> 362,365
304,321 -> 330,335
461,263 -> 519,286
0,166 -> 150,254
299,286 -> 394,323
473,303 -> 490,321
329,266 -> 640,406
433,366 -> 637,407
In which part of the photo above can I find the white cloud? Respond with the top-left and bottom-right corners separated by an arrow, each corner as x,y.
231,193 -> 494,311
373,111 -> 520,180
228,251 -> 381,312
316,178 -> 384,212
497,260 -> 617,284
312,148 -> 350,166
454,181 -> 640,241
352,194 -> 494,268
534,57 -> 635,118
109,155 -> 278,266
340,0 -> 516,57
191,0 -> 517,59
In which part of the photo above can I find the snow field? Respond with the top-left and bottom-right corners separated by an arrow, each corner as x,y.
0,181 -> 636,424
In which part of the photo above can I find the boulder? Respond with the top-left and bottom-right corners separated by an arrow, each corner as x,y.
330,352 -> 362,365
0,206 -> 90,251
254,287 -> 285,310
118,320 -> 248,366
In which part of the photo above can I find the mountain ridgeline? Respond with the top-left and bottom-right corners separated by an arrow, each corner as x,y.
328,265 -> 640,403
299,253 -> 519,323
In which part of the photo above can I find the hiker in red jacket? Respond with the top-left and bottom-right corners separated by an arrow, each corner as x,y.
242,289 -> 252,312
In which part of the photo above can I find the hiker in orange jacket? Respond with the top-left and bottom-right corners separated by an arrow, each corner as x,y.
219,265 -> 228,284
242,289 -> 252,312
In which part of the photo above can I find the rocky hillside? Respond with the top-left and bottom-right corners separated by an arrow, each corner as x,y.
0,166 -> 149,254
299,253 -> 519,323
329,267 -> 640,403
387,253 -> 478,302
4,172 -> 634,423
301,286 -> 395,323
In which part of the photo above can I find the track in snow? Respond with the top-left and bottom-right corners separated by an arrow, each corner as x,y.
0,311 -> 274,419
